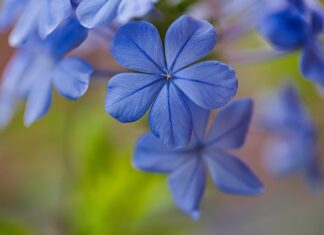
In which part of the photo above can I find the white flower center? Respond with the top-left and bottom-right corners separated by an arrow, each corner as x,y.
163,72 -> 172,81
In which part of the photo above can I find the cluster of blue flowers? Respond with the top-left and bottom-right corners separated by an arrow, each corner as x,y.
0,0 -> 157,127
0,0 -> 322,219
0,0 -> 157,46
260,0 -> 324,86
0,17 -> 91,127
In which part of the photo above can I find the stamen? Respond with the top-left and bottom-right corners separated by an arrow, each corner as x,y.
162,72 -> 173,80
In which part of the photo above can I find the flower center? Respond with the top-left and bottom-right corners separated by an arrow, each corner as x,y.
195,143 -> 205,153
163,72 -> 173,81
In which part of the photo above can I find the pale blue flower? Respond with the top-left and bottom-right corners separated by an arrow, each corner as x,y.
261,84 -> 322,189
117,0 -> 158,23
7,0 -> 75,46
76,0 -> 159,28
134,99 -> 264,219
0,17 -> 92,127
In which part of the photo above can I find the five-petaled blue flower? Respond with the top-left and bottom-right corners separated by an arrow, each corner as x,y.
133,99 -> 264,219
260,83 -> 322,189
0,17 -> 92,128
259,0 -> 324,87
106,15 -> 238,148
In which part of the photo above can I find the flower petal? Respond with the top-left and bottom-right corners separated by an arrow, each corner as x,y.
0,0 -> 25,31
206,99 -> 253,150
189,101 -> 210,143
149,82 -> 192,148
263,138 -> 305,177
76,0 -> 121,28
133,133 -> 191,173
38,0 -> 72,38
0,51 -> 30,128
300,43 -> 324,87
9,0 -> 40,47
310,8 -> 324,34
205,151 -> 264,196
174,61 -> 237,110
105,73 -> 163,122
259,7 -> 308,50
46,17 -> 88,60
288,0 -> 306,13
0,93 -> 18,129
168,157 -> 206,220
18,55 -> 54,126
260,84 -> 311,132
24,76 -> 52,127
53,57 -> 93,100
1,51 -> 31,97
111,21 -> 166,74
165,15 -> 216,72
280,84 -> 307,119
117,0 -> 157,23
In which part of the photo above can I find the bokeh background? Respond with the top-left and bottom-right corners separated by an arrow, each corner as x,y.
0,0 -> 324,234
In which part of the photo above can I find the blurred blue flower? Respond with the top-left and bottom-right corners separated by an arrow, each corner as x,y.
76,0 -> 158,28
259,0 -> 324,87
117,0 -> 158,23
133,99 -> 264,219
4,0 -> 76,46
261,84 -> 322,189
1,0 -> 159,46
106,15 -> 238,148
76,0 -> 121,29
0,17 -> 92,127
0,0 -> 26,31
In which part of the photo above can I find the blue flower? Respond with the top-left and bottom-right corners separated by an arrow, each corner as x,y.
0,17 -> 92,127
117,0 -> 158,23
260,84 -> 322,189
76,0 -> 158,28
0,0 -> 26,31
5,0 -> 76,46
105,15 -> 238,148
2,0 -> 159,46
133,99 -> 264,219
76,0 -> 121,28
259,0 -> 324,87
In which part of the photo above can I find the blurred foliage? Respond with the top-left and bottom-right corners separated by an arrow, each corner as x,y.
0,217 -> 33,235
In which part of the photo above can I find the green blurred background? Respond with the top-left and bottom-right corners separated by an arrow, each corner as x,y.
1,1 -> 324,234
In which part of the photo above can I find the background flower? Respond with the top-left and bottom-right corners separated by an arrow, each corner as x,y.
0,17 -> 92,127
260,83 -> 322,189
259,0 -> 324,87
117,0 -> 158,23
5,0 -> 75,46
134,99 -> 263,219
